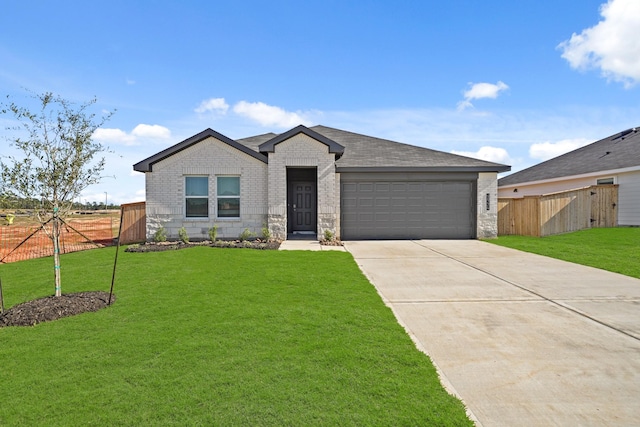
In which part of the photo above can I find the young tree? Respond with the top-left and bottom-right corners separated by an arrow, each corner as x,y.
1,91 -> 113,296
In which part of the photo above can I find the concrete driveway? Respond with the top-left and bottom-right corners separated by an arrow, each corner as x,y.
344,240 -> 640,427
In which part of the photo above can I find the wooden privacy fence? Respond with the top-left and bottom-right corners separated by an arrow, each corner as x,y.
120,202 -> 146,244
498,185 -> 618,237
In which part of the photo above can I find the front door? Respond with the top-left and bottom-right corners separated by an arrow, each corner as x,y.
290,181 -> 316,232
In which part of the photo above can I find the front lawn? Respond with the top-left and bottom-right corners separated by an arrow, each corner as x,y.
0,247 -> 472,426
487,227 -> 640,278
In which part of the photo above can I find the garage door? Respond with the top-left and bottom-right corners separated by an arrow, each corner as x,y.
341,174 -> 476,240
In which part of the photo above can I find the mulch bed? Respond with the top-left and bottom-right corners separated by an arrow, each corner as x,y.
0,291 -> 115,327
125,240 -> 281,252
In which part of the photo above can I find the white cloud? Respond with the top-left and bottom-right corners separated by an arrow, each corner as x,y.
233,101 -> 312,128
93,124 -> 171,146
529,138 -> 592,161
558,0 -> 640,87
451,146 -> 513,164
131,124 -> 171,139
93,128 -> 136,145
194,97 -> 229,114
457,81 -> 509,110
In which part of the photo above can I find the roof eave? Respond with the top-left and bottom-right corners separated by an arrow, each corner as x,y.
336,165 -> 511,173
498,164 -> 640,188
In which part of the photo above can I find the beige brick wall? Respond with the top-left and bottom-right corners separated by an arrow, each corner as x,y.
145,136 -> 267,241
267,133 -> 338,240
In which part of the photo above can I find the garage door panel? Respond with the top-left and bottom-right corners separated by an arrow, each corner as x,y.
341,177 -> 475,240
374,182 -> 390,192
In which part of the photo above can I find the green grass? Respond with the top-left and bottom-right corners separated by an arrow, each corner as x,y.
0,247 -> 472,426
487,227 -> 640,278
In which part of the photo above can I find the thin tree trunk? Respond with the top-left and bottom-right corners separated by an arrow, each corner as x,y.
53,213 -> 62,297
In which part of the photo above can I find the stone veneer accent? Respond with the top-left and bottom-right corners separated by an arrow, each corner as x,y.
266,133 -> 338,241
145,136 -> 268,241
476,172 -> 499,238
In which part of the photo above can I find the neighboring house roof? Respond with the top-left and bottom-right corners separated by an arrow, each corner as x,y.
133,128 -> 268,172
499,127 -> 640,187
133,124 -> 511,173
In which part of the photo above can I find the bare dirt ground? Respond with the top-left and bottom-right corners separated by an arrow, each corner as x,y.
0,212 -> 118,263
0,291 -> 115,327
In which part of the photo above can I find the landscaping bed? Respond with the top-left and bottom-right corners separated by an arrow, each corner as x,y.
125,239 -> 281,252
0,291 -> 114,327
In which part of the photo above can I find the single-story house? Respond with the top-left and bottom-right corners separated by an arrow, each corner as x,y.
498,126 -> 640,226
133,125 -> 510,241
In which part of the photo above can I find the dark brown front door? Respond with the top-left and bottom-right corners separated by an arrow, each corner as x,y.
290,181 -> 316,232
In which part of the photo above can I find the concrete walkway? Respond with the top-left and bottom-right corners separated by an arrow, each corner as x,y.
344,240 -> 640,427
279,240 -> 347,251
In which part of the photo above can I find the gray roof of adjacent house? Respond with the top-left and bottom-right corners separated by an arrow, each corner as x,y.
134,124 -> 511,173
499,127 -> 640,187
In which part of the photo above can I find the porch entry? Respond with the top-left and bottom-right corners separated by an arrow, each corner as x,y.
287,168 -> 317,237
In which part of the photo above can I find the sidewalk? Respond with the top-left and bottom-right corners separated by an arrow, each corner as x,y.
278,240 -> 347,251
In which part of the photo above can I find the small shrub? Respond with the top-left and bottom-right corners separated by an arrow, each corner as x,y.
261,223 -> 271,241
239,228 -> 254,242
154,226 -> 167,242
323,229 -> 334,242
178,227 -> 189,243
208,225 -> 218,241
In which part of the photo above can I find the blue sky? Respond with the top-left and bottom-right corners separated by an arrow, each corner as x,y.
1,0 -> 639,205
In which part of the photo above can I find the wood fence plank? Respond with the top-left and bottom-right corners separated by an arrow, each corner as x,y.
498,185 -> 617,237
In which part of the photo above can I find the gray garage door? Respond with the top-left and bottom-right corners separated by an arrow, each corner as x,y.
341,174 -> 476,240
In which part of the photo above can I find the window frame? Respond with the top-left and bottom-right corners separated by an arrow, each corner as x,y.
184,176 -> 209,218
216,175 -> 241,219
596,177 -> 615,185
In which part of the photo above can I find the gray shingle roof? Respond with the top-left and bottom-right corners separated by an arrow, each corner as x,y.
309,125 -> 510,172
499,127 -> 640,187
134,124 -> 511,173
236,132 -> 277,151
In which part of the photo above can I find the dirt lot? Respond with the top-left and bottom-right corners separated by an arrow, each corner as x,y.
0,212 -> 119,263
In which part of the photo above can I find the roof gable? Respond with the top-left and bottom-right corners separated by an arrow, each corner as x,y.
258,125 -> 345,156
499,127 -> 640,187
133,128 -> 268,172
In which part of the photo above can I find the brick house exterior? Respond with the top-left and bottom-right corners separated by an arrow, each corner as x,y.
134,125 -> 510,241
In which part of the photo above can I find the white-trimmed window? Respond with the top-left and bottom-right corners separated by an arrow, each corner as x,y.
185,176 -> 209,218
217,176 -> 240,218
597,177 -> 614,185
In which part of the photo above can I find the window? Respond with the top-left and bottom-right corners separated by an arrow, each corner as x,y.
217,176 -> 240,218
185,176 -> 208,218
597,178 -> 614,185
